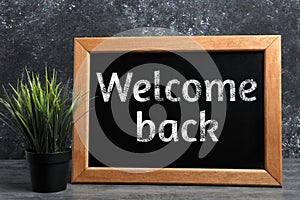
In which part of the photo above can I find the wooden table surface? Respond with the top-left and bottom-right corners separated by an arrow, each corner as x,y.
0,159 -> 299,199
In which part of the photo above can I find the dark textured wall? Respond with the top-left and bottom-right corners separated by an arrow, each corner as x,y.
0,0 -> 299,159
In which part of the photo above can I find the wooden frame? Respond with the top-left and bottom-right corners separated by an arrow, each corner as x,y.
72,36 -> 282,186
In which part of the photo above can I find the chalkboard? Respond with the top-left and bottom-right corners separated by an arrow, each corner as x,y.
72,36 -> 281,186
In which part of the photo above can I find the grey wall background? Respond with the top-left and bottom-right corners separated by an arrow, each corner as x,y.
0,0 -> 299,159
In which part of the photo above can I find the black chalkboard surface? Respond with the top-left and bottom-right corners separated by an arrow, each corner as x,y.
88,51 -> 264,169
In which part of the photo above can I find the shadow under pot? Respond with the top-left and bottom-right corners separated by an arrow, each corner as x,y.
25,149 -> 71,193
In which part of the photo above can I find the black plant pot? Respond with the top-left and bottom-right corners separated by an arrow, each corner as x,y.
26,149 -> 71,193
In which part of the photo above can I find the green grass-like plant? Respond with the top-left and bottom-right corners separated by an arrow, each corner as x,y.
0,68 -> 81,153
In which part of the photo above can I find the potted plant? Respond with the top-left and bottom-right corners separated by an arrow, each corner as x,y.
0,68 -> 81,193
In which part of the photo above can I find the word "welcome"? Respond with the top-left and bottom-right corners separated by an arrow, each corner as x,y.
96,71 -> 257,103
